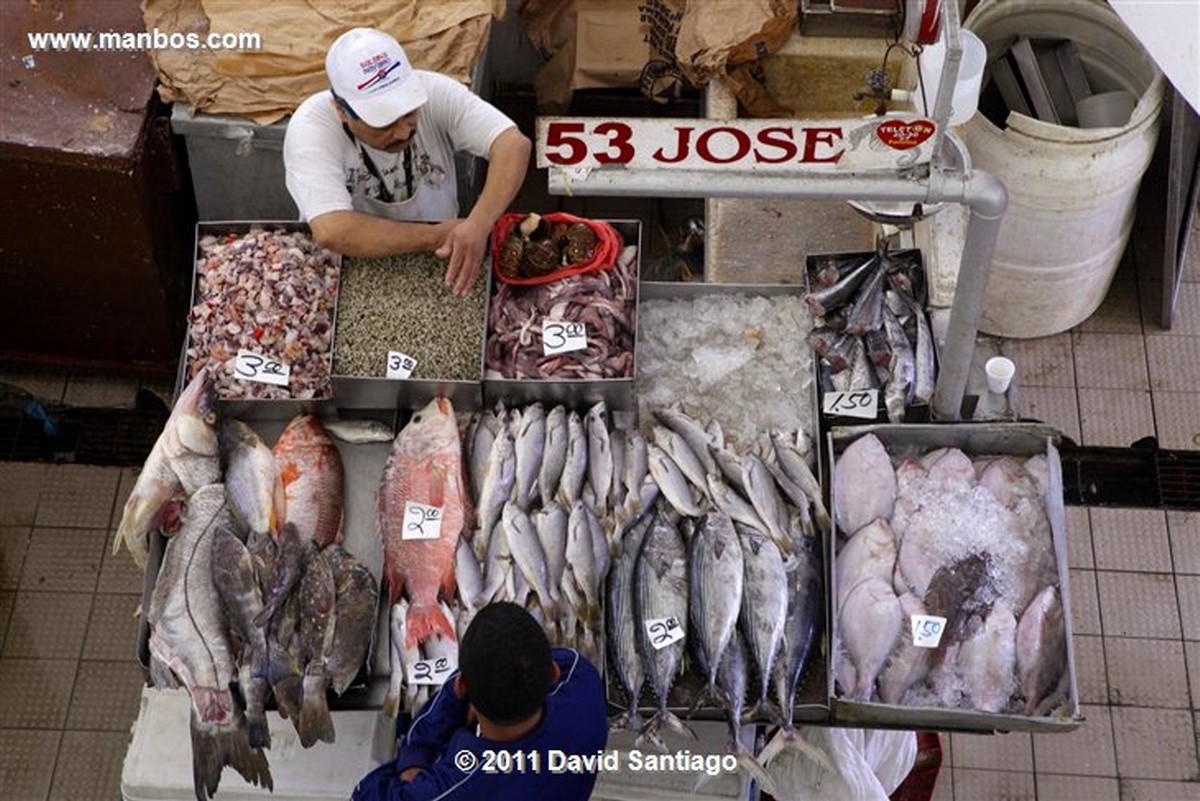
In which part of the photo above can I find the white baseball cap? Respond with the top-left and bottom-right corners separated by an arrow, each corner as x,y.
326,28 -> 428,128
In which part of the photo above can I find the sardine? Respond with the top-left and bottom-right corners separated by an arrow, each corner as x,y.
687,512 -> 744,697
539,405 -> 569,508
648,444 -> 705,517
115,368 -> 220,567
804,255 -> 879,317
513,403 -> 545,509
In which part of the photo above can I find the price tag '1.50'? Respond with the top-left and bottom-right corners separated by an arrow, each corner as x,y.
643,617 -> 684,651
543,320 -> 588,356
387,351 -> 418,380
402,501 -> 443,541
407,656 -> 456,686
911,614 -> 948,649
234,350 -> 290,387
823,389 -> 879,419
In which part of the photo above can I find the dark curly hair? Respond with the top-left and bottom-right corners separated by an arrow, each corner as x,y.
459,602 -> 553,725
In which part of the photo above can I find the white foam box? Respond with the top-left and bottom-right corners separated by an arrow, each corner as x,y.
121,688 -> 384,801
825,422 -> 1083,733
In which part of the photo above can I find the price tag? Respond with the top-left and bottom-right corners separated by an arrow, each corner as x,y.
234,350 -> 290,387
386,351 -> 418,380
643,617 -> 684,650
402,501 -> 443,541
911,615 -> 948,649
407,656 -> 456,686
823,389 -> 879,419
542,320 -> 588,356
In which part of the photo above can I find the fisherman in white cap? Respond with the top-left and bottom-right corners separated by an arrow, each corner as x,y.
284,27 -> 531,296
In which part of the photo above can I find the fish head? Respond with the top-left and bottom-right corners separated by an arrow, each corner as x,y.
394,397 -> 459,456
176,366 -> 217,425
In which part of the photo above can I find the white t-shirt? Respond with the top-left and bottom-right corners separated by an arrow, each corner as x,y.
283,71 -> 516,223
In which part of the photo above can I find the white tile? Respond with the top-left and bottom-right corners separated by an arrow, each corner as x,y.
1152,391 -> 1200,451
1170,512 -> 1200,575
1077,389 -> 1155,448
1036,774 -> 1119,801
1071,333 -> 1149,390
1111,706 -> 1198,780
1146,336 -> 1200,392
1002,335 -> 1075,388
1104,637 -> 1189,708
1097,571 -> 1181,639
33,464 -> 120,529
1090,508 -> 1171,573
1033,704 -> 1117,776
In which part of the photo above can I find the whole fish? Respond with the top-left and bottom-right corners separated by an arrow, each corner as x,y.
848,338 -> 881,391
772,532 -> 824,730
273,414 -> 344,547
586,402 -> 614,517
804,255 -> 878,317
538,405 -> 569,508
738,531 -> 789,721
622,429 -> 649,504
710,443 -> 747,497
211,521 -> 271,749
1016,585 -> 1066,716
474,427 -> 516,561
688,511 -> 745,698
478,520 -> 514,608
715,630 -> 774,789
513,403 -> 545,509
610,427 -> 628,509
648,444 -> 705,517
220,419 -> 284,540
653,406 -> 718,476
878,592 -> 934,705
840,577 -> 902,701
555,411 -> 588,509
882,306 -> 915,423
383,600 -> 422,717
254,523 -> 309,628
147,484 -> 272,799
584,504 -> 610,588
959,602 -> 1018,713
770,431 -> 831,531
832,433 -> 895,536
741,454 -> 791,552
115,367 -> 220,567
532,502 -> 568,592
324,418 -> 395,444
503,502 -> 559,612
706,473 -> 770,537
468,407 -> 501,502
863,327 -> 892,368
907,293 -> 936,405
845,262 -> 886,335
606,513 -> 650,729
563,499 -> 600,624
297,547 -> 336,747
454,536 -> 483,616
325,545 -> 380,696
652,425 -> 707,491
633,507 -> 694,748
835,519 -> 897,613
378,397 -> 468,647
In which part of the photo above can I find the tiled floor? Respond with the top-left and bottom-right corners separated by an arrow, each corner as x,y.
1,222 -> 1198,800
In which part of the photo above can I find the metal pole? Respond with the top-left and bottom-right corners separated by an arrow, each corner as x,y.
548,165 -> 1008,420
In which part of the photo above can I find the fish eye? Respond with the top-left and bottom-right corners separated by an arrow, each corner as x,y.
413,415 -> 422,424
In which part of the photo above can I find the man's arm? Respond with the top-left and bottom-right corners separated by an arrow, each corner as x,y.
308,212 -> 458,258
438,126 -> 532,296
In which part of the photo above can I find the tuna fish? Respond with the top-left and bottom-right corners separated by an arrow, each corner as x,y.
606,511 -> 650,730
378,398 -> 468,648
115,367 -> 220,567
738,531 -> 789,721
687,512 -> 745,697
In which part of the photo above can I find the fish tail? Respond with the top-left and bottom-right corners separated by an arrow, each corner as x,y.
658,709 -> 697,743
243,678 -> 271,749
190,708 -> 273,801
731,748 -> 778,799
743,697 -> 786,728
271,675 -> 303,722
756,727 -> 834,779
405,602 -> 457,649
297,675 -> 335,747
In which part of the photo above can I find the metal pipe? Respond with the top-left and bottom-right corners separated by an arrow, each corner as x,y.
930,0 -> 963,161
548,165 -> 1008,420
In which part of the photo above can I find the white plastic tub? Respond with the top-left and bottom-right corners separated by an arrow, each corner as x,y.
959,0 -> 1164,338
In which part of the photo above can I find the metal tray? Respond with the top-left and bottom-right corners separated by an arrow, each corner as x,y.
483,220 -> 642,414
178,221 -> 342,420
825,422 -> 1082,733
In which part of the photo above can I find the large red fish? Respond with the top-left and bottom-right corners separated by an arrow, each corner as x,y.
273,414 -> 344,547
378,397 -> 468,647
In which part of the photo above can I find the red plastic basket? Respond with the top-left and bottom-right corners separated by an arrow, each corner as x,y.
490,212 -> 622,286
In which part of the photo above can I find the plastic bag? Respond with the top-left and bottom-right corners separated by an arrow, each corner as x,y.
760,727 -> 917,801
490,213 -> 622,286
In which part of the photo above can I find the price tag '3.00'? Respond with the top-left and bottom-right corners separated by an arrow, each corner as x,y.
387,351 -> 418,380
234,350 -> 290,387
542,320 -> 588,356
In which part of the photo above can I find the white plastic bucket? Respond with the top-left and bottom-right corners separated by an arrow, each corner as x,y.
959,0 -> 1163,338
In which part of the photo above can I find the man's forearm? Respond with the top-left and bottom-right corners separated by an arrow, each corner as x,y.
465,127 -> 532,230
309,211 -> 447,258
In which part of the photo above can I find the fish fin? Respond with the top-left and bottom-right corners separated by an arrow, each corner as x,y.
114,479 -> 175,566
440,562 -> 458,606
189,708 -> 273,801
297,676 -> 335,747
658,709 -> 698,743
743,697 -> 786,727
756,728 -> 835,780
243,679 -> 272,749
406,603 -> 456,649
278,461 -> 301,489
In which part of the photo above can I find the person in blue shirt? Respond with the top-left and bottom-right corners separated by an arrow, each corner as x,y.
353,602 -> 608,800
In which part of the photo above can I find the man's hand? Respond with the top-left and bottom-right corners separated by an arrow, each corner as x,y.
399,767 -> 422,783
435,218 -> 490,297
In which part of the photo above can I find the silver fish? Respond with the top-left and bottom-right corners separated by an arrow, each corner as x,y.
584,504 -> 610,588
555,411 -> 588,508
533,501 -> 569,589
478,514 -> 514,607
633,506 -> 694,748
586,401 -> 613,517
653,405 -> 718,475
804,255 -> 879,317
688,511 -> 744,696
768,531 -> 823,736
606,512 -> 651,729
882,306 -> 915,424
563,499 -> 599,624
455,536 -> 483,615
771,431 -> 831,531
622,429 -> 649,503
468,408 -> 501,502
741,454 -> 792,553
706,473 -> 769,537
474,428 -> 516,561
845,260 -> 886,336
538,405 -> 569,508
220,419 -> 283,540
503,502 -> 559,612
324,418 -> 395,444
513,403 -> 545,509
148,483 -> 272,798
907,293 -> 936,405
648,444 -> 705,517
709,443 -> 747,496
738,531 -> 789,721
652,425 -> 707,491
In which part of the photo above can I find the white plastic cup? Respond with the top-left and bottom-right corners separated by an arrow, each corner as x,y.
1076,90 -> 1136,129
985,356 -> 1016,394
917,29 -> 987,126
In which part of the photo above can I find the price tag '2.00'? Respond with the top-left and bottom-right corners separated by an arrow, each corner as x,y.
407,656 -> 456,686
643,617 -> 684,651
234,350 -> 290,387
402,501 -> 443,541
542,320 -> 588,356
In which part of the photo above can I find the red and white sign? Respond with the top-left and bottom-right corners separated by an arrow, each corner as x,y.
535,115 -> 940,174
